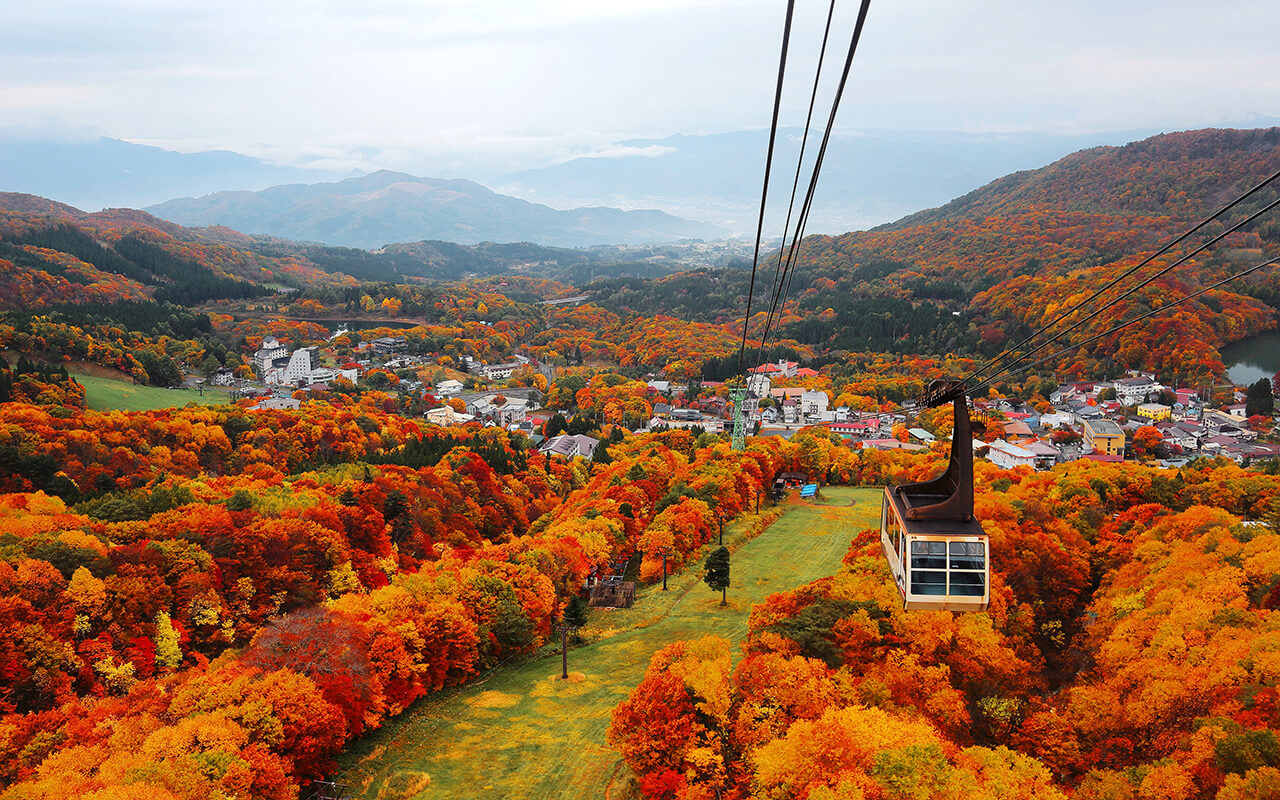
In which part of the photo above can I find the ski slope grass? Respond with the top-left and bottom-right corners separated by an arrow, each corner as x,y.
338,486 -> 882,800
76,373 -> 232,412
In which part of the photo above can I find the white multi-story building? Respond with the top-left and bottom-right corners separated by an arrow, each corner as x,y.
800,389 -> 829,418
747,373 -> 772,396
1115,376 -> 1160,404
781,399 -> 801,425
750,359 -> 799,379
986,439 -> 1037,470
253,397 -> 301,411
254,336 -> 288,374
303,367 -> 358,386
282,347 -> 318,384
479,362 -> 518,380
425,406 -> 476,426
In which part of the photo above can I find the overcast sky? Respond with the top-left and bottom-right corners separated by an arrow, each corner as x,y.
2,0 -> 1278,174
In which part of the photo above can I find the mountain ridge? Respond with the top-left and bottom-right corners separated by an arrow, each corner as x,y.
145,171 -> 724,249
884,126 -> 1280,230
0,136 -> 345,211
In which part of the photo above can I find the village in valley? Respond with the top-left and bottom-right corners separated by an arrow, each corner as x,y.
211,327 -> 1280,473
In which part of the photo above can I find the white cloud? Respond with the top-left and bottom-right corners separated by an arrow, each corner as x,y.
0,0 -> 1277,171
571,145 -> 678,161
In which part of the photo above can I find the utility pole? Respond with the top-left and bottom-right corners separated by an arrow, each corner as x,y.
558,596 -> 587,679
730,386 -> 746,452
557,622 -> 570,680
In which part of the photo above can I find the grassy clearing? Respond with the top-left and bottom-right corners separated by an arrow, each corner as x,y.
338,487 -> 882,800
75,373 -> 232,412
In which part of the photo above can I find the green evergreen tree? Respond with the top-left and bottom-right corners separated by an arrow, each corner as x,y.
1247,378 -> 1275,417
564,595 -> 589,629
705,546 -> 730,606
592,441 -> 612,465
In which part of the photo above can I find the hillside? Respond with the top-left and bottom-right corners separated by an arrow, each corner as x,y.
769,128 -> 1280,380
0,195 -> 344,309
572,129 -> 1280,382
0,194 -> 719,312
888,127 -> 1280,229
146,171 -> 724,249
5,127 -> 1280,385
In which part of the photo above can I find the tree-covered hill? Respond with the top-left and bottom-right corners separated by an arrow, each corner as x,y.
6,127 -> 1280,384
145,170 -> 725,249
0,198 -> 331,309
0,195 -> 711,310
887,127 -> 1280,231
770,128 -> 1280,380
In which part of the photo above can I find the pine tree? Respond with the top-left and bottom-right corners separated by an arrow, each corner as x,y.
564,595 -> 589,629
705,546 -> 730,607
1247,378 -> 1275,417
592,441 -> 613,465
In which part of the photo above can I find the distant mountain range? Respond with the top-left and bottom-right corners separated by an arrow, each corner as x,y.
0,136 -> 343,211
5,119 -> 1280,251
145,171 -> 723,249
0,190 -> 731,312
496,122 -> 1280,233
4,126 -> 1279,376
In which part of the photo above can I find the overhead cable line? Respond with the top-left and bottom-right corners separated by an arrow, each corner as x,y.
748,0 -> 837,375
965,191 -> 1280,391
747,0 -> 874,373
962,166 -> 1280,388
736,0 -> 797,377
968,254 -> 1280,394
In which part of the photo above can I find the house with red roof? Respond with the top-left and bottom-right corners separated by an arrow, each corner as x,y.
750,359 -> 799,378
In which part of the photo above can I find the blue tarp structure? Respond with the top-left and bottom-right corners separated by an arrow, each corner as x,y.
800,484 -> 818,498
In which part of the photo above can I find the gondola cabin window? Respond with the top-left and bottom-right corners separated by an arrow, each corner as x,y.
907,539 -> 986,596
948,541 -> 986,596
881,499 -> 903,558
910,540 -> 947,595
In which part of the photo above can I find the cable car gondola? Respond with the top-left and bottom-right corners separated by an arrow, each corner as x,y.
881,379 -> 990,612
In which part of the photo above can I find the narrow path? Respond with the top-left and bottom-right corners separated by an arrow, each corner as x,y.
337,487 -> 881,800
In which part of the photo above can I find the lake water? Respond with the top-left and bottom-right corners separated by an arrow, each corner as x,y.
1220,329 -> 1280,385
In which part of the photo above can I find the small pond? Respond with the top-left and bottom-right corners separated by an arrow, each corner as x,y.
1220,329 -> 1280,385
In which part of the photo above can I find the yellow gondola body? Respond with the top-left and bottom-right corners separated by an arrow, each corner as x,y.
879,379 -> 990,612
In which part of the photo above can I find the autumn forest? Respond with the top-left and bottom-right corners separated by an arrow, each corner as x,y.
4,128 -> 1280,800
